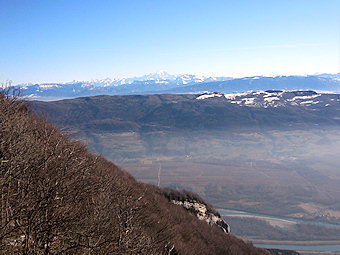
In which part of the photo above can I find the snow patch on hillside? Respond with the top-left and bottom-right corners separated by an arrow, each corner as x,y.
264,97 -> 280,102
288,94 -> 321,101
196,92 -> 223,100
242,98 -> 255,105
223,92 -> 249,100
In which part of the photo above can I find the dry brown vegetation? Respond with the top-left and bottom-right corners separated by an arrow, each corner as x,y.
0,88 -> 269,254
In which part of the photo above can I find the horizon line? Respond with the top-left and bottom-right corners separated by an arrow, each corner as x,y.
9,71 -> 340,86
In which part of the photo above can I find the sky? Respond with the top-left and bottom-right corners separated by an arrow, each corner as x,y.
0,0 -> 339,84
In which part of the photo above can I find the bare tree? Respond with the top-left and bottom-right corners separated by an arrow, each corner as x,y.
0,89 -> 269,255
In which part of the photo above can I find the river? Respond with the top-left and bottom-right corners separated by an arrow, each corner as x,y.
218,208 -> 340,229
255,243 -> 340,252
217,208 -> 340,252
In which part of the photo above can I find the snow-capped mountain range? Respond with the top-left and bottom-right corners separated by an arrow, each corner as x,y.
16,72 -> 340,101
21,71 -> 231,88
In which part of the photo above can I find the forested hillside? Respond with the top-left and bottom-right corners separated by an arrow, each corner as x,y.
0,89 -> 269,254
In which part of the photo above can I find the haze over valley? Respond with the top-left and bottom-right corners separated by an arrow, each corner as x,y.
32,87 -> 340,250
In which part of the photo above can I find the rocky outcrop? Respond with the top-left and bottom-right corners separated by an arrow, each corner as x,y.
158,188 -> 230,234
171,199 -> 230,234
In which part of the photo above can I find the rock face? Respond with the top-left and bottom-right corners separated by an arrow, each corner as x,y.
171,199 -> 231,234
158,188 -> 230,234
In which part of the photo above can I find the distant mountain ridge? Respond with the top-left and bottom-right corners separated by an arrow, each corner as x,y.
18,72 -> 340,101
161,76 -> 340,94
19,71 -> 231,100
20,71 -> 231,87
32,90 -> 340,133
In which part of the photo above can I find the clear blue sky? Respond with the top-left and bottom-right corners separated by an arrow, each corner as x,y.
1,0 -> 339,84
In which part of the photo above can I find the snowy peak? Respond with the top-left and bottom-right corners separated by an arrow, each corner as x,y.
316,73 -> 340,80
17,72 -> 340,101
127,71 -> 231,85
19,72 -> 231,89
135,71 -> 176,81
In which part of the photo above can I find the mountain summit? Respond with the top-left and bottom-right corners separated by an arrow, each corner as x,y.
16,72 -> 340,101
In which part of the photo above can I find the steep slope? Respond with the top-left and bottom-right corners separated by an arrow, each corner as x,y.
0,90 -> 269,254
